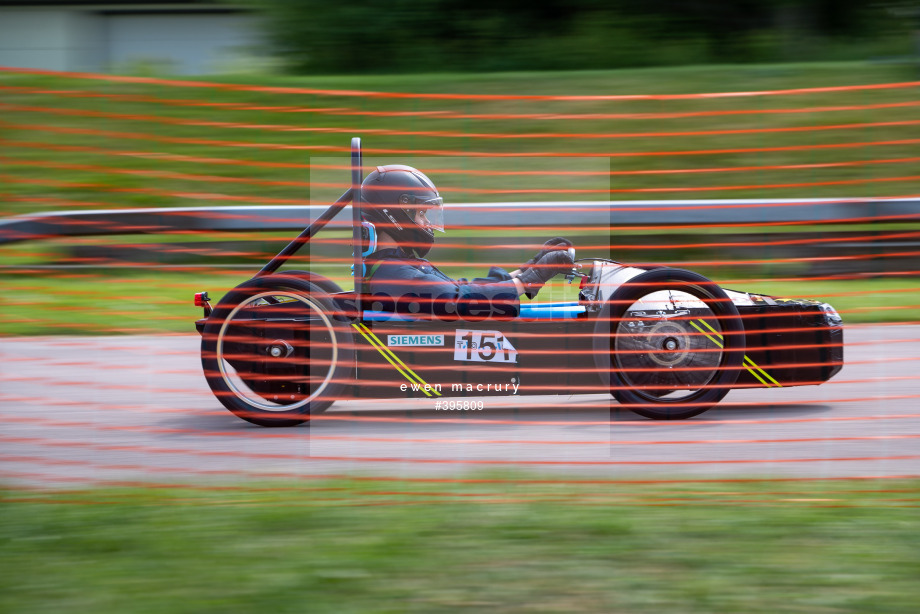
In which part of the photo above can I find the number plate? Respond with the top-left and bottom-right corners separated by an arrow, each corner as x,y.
454,329 -> 518,363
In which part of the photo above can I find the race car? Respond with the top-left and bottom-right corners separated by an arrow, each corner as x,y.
195,139 -> 844,426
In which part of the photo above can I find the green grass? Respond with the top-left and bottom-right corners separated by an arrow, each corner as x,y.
2,61 -> 920,218
0,265 -> 915,336
2,62 -> 918,334
3,477 -> 920,613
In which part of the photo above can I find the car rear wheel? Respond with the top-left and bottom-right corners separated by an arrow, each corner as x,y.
200,275 -> 354,427
279,270 -> 344,295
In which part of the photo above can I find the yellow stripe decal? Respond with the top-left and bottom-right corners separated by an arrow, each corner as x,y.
689,320 -> 724,349
352,324 -> 432,396
743,354 -> 781,388
353,323 -> 442,396
691,319 -> 781,388
358,324 -> 442,396
742,357 -> 771,388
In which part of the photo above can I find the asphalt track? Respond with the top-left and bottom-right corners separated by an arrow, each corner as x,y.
1,325 -> 918,488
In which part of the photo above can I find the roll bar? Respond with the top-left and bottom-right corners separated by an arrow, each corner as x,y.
255,137 -> 364,317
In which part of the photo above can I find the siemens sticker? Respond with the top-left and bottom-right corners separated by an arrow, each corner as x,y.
387,334 -> 445,347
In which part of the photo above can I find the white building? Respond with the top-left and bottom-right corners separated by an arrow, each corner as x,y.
0,1 -> 264,74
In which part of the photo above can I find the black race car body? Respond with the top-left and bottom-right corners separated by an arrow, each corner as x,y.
330,259 -> 843,401
196,259 -> 843,425
195,138 -> 843,426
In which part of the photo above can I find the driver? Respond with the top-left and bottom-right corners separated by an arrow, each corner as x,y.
359,164 -> 574,319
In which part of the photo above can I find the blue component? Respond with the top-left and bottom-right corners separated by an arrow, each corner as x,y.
361,221 -> 377,257
362,311 -> 418,322
351,221 -> 378,277
361,302 -> 585,322
519,302 -> 585,319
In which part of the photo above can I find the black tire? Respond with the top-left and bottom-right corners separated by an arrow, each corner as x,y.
593,268 -> 744,420
280,270 -> 344,295
201,275 -> 354,427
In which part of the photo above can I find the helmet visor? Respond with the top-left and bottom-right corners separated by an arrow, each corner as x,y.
412,196 -> 445,233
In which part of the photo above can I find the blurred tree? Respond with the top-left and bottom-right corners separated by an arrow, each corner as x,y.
257,0 -> 916,73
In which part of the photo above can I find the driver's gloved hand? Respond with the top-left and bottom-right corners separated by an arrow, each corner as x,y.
518,249 -> 575,299
524,237 -> 573,267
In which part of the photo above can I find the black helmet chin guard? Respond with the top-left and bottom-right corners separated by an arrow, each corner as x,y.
360,165 -> 443,258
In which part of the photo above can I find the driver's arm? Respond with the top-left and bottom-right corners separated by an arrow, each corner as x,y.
368,261 -> 521,319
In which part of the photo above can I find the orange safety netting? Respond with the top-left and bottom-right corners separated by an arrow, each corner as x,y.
1,67 -> 918,496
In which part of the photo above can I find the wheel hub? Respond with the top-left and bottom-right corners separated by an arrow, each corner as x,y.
645,322 -> 691,368
266,339 -> 294,358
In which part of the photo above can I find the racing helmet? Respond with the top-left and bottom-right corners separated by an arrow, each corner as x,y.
360,165 -> 444,258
